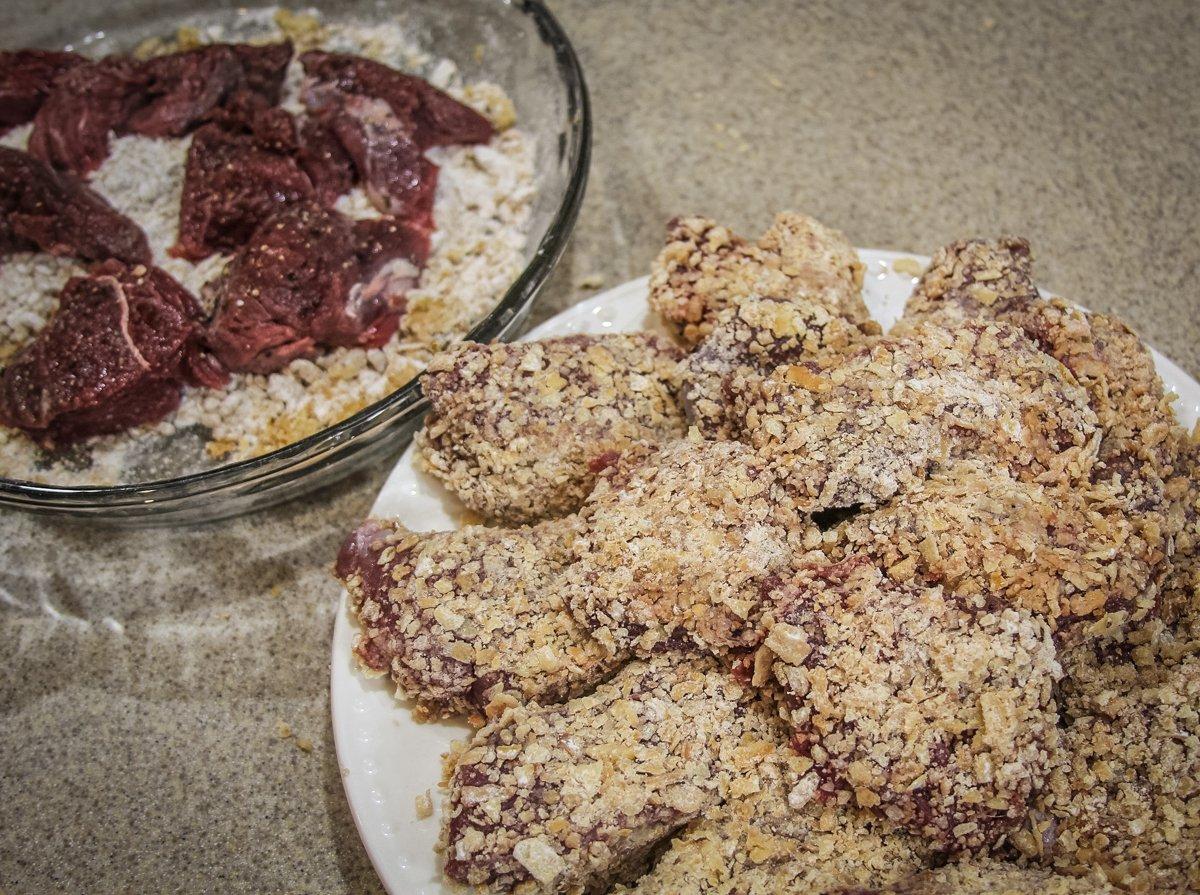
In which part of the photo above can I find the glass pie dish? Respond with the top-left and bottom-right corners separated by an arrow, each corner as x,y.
0,0 -> 590,524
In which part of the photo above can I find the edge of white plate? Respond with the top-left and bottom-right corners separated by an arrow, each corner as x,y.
330,251 -> 1200,895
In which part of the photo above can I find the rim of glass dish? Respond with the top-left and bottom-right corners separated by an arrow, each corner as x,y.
0,0 -> 591,512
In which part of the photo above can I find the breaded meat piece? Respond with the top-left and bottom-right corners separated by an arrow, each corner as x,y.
649,212 -> 868,345
894,236 -> 1038,335
829,857 -> 1115,894
759,558 -> 1062,851
1017,618 -> 1200,894
416,334 -> 685,524
335,517 -> 621,721
829,459 -> 1158,636
564,437 -> 821,658
614,739 -> 928,895
1162,431 -> 1200,624
441,653 -> 764,894
681,295 -> 876,439
743,321 -> 1100,512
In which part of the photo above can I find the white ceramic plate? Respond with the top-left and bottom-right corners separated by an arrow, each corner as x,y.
329,249 -> 1200,895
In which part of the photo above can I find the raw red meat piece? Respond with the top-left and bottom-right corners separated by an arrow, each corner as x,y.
205,202 -> 426,374
305,87 -> 437,224
0,50 -> 85,135
297,118 -> 355,205
299,50 -> 492,149
124,45 -> 243,138
0,260 -> 216,445
0,146 -> 150,264
229,41 -> 292,107
171,120 -> 313,262
124,41 -> 293,138
28,57 -> 149,175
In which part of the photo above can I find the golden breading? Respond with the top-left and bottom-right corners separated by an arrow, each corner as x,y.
828,459 -> 1159,635
830,857 -> 1116,894
613,737 -> 929,895
760,558 -> 1062,851
681,295 -> 876,439
563,436 -> 821,658
648,212 -> 868,345
441,653 -> 769,894
417,333 -> 686,524
335,518 -> 622,721
743,321 -> 1100,512
894,236 -> 1039,335
1163,431 -> 1200,623
1017,616 -> 1200,894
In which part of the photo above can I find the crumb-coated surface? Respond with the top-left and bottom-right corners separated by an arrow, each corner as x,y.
613,735 -> 929,895
743,321 -> 1100,511
681,295 -> 875,439
829,459 -> 1159,635
894,237 -> 1038,334
416,333 -> 685,524
830,857 -> 1116,894
648,212 -> 867,346
762,559 -> 1062,851
441,652 -> 765,894
563,436 -> 821,658
1163,433 -> 1200,624
335,517 -> 620,722
1021,614 -> 1200,893
2,2 -> 1199,892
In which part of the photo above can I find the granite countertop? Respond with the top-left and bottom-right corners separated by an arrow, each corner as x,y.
1,1 -> 1198,891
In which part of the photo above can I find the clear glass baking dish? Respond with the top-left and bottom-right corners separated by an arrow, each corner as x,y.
0,0 -> 590,524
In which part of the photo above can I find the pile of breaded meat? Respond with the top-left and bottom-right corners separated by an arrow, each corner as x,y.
337,212 -> 1200,895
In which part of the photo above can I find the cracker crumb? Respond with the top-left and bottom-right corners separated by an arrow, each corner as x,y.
415,790 -> 434,820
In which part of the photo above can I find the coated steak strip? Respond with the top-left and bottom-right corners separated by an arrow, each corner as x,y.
895,236 -> 1038,334
417,334 -> 686,524
335,517 -> 621,720
649,211 -> 868,345
614,736 -> 928,895
829,459 -> 1155,635
0,146 -> 150,265
1028,618 -> 1200,893
564,438 -> 819,658
442,653 -> 755,894
681,294 -> 874,439
743,320 -> 1100,512
826,858 -> 1115,895
760,558 -> 1062,851
0,260 -> 215,444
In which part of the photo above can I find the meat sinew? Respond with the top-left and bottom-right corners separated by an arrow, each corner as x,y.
0,146 -> 150,264
171,119 -> 314,261
0,49 -> 85,135
0,261 -> 217,445
299,50 -> 493,149
28,57 -> 149,175
304,87 -> 437,225
205,202 -> 427,374
124,41 -> 293,139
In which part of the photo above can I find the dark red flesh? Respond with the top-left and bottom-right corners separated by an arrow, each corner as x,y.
0,260 -> 217,445
204,202 -> 427,374
0,145 -> 150,264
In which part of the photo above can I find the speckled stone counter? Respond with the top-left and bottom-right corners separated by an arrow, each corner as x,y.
1,1 -> 1198,891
